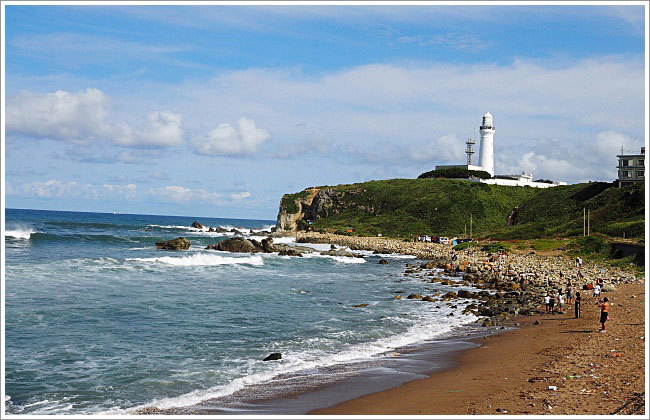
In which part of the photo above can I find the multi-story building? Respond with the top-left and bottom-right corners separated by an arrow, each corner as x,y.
616,147 -> 645,187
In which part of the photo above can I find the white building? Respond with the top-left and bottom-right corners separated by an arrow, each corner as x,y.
434,112 -> 567,188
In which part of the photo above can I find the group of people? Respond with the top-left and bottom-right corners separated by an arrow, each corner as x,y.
542,279 -> 611,332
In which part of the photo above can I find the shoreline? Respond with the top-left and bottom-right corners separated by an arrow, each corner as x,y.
312,281 -> 646,415
137,232 -> 645,415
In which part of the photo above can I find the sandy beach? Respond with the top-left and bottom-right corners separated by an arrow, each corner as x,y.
299,232 -> 647,416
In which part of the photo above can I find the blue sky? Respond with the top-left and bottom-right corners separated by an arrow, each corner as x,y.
3,3 -> 647,219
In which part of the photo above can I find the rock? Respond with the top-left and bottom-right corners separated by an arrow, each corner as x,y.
263,353 -> 282,361
420,261 -> 437,269
156,237 -> 191,250
395,295 -> 402,299
278,249 -> 303,257
320,248 -> 362,258
421,296 -> 436,302
407,293 -> 423,300
533,320 -> 541,325
441,291 -> 458,300
378,259 -> 389,264
191,221 -> 204,229
205,243 -> 217,250
352,303 -> 369,308
216,238 -> 258,253
458,290 -> 474,299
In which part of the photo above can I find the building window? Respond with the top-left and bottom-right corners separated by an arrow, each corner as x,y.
638,170 -> 644,178
621,170 -> 630,178
639,159 -> 644,167
621,159 -> 630,167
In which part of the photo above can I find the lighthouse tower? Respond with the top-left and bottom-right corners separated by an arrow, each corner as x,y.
478,112 -> 495,177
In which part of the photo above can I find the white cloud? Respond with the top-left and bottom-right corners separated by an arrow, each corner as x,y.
397,33 -> 490,51
9,179 -> 137,200
148,185 -> 223,205
231,191 -> 252,200
114,111 -> 184,148
6,89 -> 111,144
6,88 -> 183,148
408,134 -> 466,163
192,117 -> 270,156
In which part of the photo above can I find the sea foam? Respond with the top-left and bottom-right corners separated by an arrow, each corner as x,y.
5,227 -> 36,239
128,253 -> 264,267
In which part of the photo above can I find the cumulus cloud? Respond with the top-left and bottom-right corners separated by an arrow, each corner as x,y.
6,88 -> 183,148
192,117 -> 270,156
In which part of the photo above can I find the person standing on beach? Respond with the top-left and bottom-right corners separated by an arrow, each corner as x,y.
598,297 -> 610,332
558,291 -> 565,312
566,288 -> 573,305
549,292 -> 556,314
574,292 -> 582,318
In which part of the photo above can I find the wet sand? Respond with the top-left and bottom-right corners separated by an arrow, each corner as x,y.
312,282 -> 646,415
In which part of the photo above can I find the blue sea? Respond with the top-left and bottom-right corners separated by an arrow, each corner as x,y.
4,208 -> 479,415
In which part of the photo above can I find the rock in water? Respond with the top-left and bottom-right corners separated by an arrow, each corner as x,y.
156,237 -> 191,250
216,238 -> 258,253
205,243 -> 217,250
263,353 -> 282,361
278,249 -> 303,257
378,259 -> 389,264
191,221 -> 204,229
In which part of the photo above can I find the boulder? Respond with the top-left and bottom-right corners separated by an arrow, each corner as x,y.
378,259 -> 389,264
407,293 -> 423,300
263,353 -> 282,361
216,238 -> 258,253
190,221 -> 204,229
421,296 -> 436,303
352,303 -> 369,308
458,290 -> 474,299
420,261 -> 437,269
442,292 -> 458,300
278,249 -> 303,257
156,237 -> 191,250
205,243 -> 217,250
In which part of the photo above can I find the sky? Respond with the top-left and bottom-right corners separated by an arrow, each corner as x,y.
2,2 -> 647,220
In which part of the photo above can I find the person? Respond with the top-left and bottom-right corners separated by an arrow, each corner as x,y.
544,292 -> 551,313
566,288 -> 573,305
549,292 -> 556,314
598,297 -> 611,332
594,283 -> 601,298
558,291 -> 565,312
574,291 -> 582,318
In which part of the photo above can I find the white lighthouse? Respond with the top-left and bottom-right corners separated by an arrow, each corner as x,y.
478,111 -> 495,177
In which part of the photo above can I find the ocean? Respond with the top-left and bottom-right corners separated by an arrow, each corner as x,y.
4,208 -> 480,415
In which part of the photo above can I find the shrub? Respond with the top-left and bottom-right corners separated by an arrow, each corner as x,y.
418,167 -> 491,180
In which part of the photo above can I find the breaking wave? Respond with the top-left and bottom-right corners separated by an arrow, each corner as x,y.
127,253 -> 264,267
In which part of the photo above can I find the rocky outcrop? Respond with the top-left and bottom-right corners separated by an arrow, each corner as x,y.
191,221 -> 204,229
276,187 -> 368,231
216,238 -> 258,253
156,237 -> 191,250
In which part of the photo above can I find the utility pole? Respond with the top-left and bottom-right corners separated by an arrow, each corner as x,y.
583,207 -> 586,237
587,209 -> 590,236
464,224 -> 467,237
470,214 -> 473,238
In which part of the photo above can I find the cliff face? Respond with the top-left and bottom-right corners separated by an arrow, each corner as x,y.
276,187 -> 366,231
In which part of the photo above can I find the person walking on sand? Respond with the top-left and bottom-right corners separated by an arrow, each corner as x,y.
593,282 -> 601,299
549,292 -> 556,314
558,291 -> 565,312
574,292 -> 582,318
598,297 -> 610,332
566,288 -> 573,305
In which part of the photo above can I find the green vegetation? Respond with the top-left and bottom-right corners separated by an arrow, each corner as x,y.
487,182 -> 644,241
481,242 -> 511,253
566,235 -> 644,273
418,167 -> 491,180
280,190 -> 313,214
302,178 -> 538,237
453,241 -> 478,251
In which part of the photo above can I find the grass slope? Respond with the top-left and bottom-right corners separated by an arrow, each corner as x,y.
301,178 -> 539,237
488,182 -> 644,240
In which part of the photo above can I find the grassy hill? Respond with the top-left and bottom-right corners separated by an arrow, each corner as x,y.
279,179 -> 645,242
